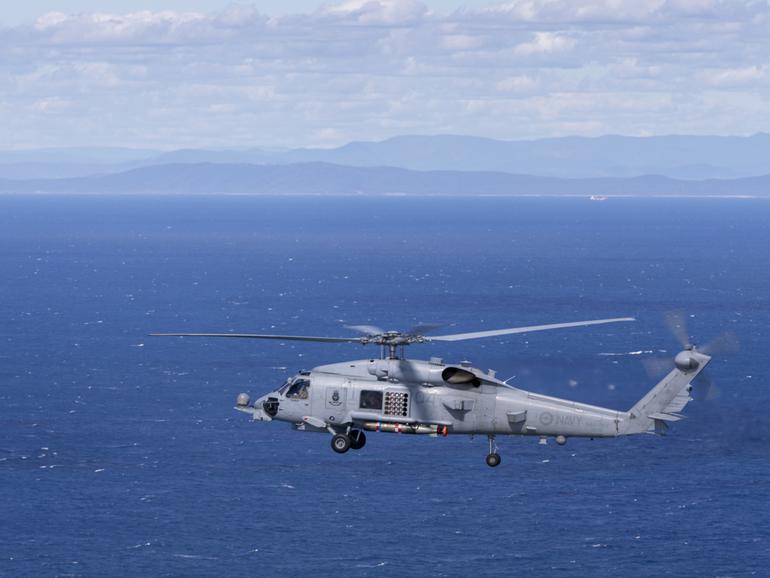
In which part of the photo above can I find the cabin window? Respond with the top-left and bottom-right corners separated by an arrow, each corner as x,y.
359,389 -> 383,410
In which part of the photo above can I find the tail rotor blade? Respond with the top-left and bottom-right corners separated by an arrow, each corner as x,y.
643,356 -> 672,379
693,373 -> 721,401
701,332 -> 740,356
665,310 -> 691,348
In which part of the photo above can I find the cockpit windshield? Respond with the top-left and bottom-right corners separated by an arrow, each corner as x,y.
284,378 -> 310,399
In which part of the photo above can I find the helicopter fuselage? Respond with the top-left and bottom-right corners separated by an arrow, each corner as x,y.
236,355 -> 695,443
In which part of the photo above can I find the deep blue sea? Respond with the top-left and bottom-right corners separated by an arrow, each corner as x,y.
1,195 -> 768,577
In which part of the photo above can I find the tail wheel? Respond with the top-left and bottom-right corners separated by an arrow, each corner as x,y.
349,430 -> 367,450
331,433 -> 351,454
485,453 -> 501,467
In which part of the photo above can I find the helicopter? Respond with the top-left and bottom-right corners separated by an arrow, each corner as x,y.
152,315 -> 719,467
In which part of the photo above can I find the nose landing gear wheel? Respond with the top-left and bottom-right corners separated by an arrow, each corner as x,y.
349,429 -> 367,450
486,453 -> 501,467
331,433 -> 351,454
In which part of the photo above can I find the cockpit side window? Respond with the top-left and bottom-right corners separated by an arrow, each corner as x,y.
285,378 -> 310,399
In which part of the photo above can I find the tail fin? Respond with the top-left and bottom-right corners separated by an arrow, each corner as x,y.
622,349 -> 711,434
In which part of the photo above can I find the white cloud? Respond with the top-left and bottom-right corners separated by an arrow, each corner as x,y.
34,10 -> 212,43
704,66 -> 766,87
30,97 -> 72,113
474,0 -> 668,22
442,34 -> 480,50
514,31 -> 575,55
319,0 -> 428,24
1,0 -> 770,149
496,74 -> 538,92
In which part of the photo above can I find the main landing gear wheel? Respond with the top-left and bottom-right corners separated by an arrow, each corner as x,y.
486,453 -> 501,467
331,433 -> 351,453
349,429 -> 367,450
486,434 -> 500,467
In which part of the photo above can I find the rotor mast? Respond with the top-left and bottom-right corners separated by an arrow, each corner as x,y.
379,331 -> 412,359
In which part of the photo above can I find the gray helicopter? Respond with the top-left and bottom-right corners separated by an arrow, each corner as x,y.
153,315 -> 720,467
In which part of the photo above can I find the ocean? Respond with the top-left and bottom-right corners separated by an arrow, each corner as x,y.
1,195 -> 768,576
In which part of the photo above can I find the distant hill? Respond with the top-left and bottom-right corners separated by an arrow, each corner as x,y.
3,134 -> 770,180
276,134 -> 770,179
0,147 -> 162,180
1,162 -> 768,196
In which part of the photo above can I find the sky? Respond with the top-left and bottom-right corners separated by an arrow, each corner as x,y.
2,0 -> 769,150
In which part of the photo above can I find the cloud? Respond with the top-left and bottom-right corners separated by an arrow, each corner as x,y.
33,10 -> 212,43
514,32 -> 575,55
496,74 -> 539,93
319,0 -> 428,24
1,0 -> 769,149
471,0 -> 668,23
30,97 -> 72,113
704,66 -> 766,87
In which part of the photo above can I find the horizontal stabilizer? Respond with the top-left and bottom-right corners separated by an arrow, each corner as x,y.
648,412 -> 684,422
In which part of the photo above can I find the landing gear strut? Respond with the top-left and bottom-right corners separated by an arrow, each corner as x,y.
486,434 -> 501,467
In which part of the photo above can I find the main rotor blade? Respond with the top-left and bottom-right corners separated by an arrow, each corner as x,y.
150,333 -> 363,343
428,317 -> 635,342
344,325 -> 385,336
408,323 -> 444,336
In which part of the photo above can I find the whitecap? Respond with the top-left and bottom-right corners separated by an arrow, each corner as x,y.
599,350 -> 653,356
173,554 -> 219,560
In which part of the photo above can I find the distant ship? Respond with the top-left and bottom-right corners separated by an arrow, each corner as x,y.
589,195 -> 608,201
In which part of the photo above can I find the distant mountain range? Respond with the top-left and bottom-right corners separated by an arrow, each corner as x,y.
2,133 -> 770,181
1,161 -> 769,196
1,134 -> 769,196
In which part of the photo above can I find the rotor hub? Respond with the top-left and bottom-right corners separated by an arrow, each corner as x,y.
674,350 -> 700,372
361,331 -> 427,347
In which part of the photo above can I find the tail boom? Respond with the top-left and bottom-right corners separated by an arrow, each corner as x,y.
620,349 -> 711,435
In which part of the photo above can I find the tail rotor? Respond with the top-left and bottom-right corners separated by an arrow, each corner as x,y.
644,311 -> 738,402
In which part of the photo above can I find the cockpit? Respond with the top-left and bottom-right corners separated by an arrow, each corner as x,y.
278,373 -> 311,400
263,373 -> 311,418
